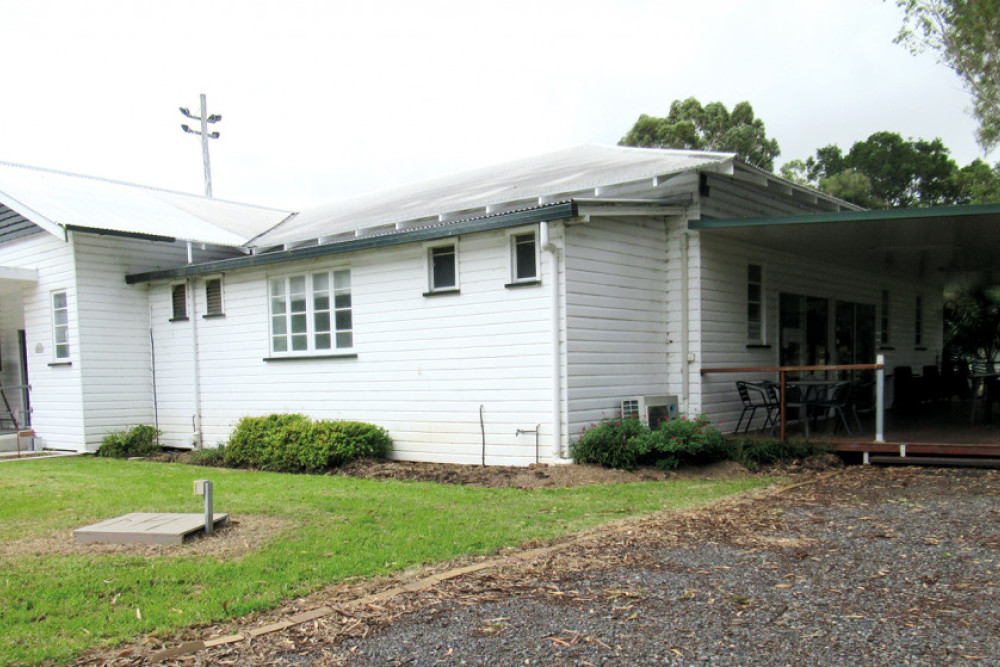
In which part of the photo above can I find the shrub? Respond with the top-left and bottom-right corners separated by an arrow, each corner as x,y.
221,414 -> 392,473
97,425 -> 161,458
571,414 -> 726,470
570,416 -> 648,469
638,415 -> 728,470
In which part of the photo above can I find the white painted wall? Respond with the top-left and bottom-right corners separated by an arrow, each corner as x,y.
563,215 -> 672,443
150,225 -> 556,465
0,232 -> 84,450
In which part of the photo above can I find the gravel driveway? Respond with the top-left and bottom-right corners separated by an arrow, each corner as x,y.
83,466 -> 1000,666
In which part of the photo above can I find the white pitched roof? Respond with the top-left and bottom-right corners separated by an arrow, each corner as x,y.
0,161 -> 292,247
253,144 -> 737,248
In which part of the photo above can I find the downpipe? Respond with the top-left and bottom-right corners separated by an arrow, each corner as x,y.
540,221 -> 565,460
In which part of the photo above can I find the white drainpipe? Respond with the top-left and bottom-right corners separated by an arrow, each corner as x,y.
680,230 -> 691,412
540,221 -> 564,459
188,277 -> 203,448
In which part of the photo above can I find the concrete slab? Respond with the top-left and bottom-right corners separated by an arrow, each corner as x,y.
73,512 -> 230,545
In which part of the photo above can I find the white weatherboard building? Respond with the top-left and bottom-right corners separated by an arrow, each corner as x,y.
1,145 -> 994,463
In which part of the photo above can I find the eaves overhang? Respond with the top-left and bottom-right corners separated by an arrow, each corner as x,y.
689,201 -> 1000,230
126,201 -> 578,285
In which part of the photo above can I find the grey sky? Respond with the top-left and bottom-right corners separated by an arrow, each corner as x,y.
0,0 -> 991,210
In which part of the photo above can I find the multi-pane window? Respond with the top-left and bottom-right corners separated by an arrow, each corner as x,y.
270,269 -> 352,354
880,289 -> 890,346
511,232 -> 538,282
171,284 -> 188,320
205,278 -> 223,316
52,290 -> 70,359
915,295 -> 923,346
428,244 -> 457,291
747,264 -> 764,344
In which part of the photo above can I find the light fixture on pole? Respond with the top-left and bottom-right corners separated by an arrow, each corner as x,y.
180,93 -> 222,197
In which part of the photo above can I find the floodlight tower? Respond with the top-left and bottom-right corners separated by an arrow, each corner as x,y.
180,93 -> 222,197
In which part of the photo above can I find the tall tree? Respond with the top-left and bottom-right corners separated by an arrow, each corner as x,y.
619,98 -> 781,171
894,0 -> 1000,151
786,131 -> 974,207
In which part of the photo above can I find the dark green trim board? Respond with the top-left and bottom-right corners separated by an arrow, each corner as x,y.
125,202 -> 577,284
689,201 -> 1000,230
65,225 -> 176,243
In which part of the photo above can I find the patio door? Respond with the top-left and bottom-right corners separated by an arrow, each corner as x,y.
779,293 -> 829,372
835,301 -> 876,376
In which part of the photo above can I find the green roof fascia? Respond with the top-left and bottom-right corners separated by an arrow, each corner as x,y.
125,201 -> 578,285
688,201 -> 1000,230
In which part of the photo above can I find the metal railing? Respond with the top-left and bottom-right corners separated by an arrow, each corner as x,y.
701,354 -> 886,442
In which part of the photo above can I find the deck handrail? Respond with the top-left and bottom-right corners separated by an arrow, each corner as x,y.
700,357 -> 886,442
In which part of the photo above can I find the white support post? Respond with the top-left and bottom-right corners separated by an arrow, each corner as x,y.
875,354 -> 885,443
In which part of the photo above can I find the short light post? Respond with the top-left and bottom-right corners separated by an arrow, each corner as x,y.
193,479 -> 215,536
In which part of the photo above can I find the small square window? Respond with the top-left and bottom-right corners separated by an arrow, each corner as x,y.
171,284 -> 188,321
512,232 -> 538,282
205,278 -> 223,316
429,244 -> 457,291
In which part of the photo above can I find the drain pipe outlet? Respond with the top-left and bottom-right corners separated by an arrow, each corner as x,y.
541,221 -> 564,459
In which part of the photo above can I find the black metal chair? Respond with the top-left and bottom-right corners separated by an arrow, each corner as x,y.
813,381 -> 864,435
735,381 -> 779,433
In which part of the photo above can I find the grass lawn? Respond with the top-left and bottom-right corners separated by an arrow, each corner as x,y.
0,457 -> 773,665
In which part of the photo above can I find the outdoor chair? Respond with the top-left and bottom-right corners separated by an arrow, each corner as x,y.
813,381 -> 864,435
734,381 -> 780,433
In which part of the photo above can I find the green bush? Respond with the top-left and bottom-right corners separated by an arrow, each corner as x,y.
726,437 -> 831,470
570,416 -> 648,469
638,415 -> 728,470
96,425 -> 161,458
571,414 -> 726,470
221,414 -> 392,473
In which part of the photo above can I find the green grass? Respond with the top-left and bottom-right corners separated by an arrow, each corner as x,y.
0,457 -> 773,665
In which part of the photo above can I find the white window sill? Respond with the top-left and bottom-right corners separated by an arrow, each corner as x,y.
263,353 -> 358,362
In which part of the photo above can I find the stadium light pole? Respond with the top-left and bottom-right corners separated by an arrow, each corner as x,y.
180,93 -> 222,197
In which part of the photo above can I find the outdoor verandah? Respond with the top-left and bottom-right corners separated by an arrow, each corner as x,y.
0,266 -> 37,452
694,202 -> 1000,457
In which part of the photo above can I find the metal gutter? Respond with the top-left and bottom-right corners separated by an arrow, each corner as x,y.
689,201 -> 1000,230
126,201 -> 578,284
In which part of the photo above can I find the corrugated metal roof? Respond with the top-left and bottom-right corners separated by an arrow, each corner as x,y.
0,162 -> 292,247
253,144 -> 736,248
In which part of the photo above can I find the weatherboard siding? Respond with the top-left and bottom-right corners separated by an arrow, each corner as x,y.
0,233 -> 85,450
150,225 -> 556,465
0,204 -> 44,245
564,215 -> 671,441
695,233 -> 944,432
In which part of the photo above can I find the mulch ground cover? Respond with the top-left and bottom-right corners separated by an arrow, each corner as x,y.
75,464 -> 1000,666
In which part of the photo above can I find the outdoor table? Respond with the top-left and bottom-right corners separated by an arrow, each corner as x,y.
781,379 -> 845,437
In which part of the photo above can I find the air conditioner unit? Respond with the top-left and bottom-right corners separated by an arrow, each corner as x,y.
620,394 -> 679,428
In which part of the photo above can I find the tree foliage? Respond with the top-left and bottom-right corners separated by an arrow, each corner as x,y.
894,0 -> 1000,151
944,285 -> 1000,364
781,130 -> 1000,207
619,97 -> 781,171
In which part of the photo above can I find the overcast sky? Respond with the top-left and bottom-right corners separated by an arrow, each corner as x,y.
0,0 -> 993,210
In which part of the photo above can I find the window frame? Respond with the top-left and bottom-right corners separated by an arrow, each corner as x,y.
880,289 -> 891,347
424,240 -> 459,295
204,276 -> 224,318
170,283 -> 188,322
268,267 -> 353,356
51,289 -> 71,361
914,294 -> 923,347
746,263 -> 765,345
506,228 -> 540,286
